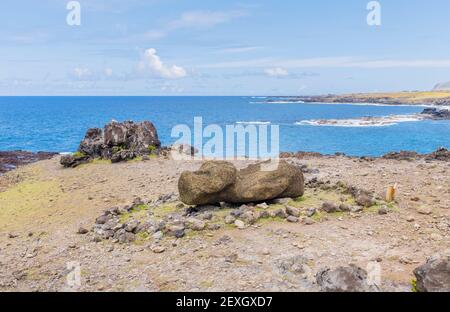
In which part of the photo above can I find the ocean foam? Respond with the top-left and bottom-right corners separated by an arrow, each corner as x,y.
296,114 -> 424,127
236,121 -> 271,125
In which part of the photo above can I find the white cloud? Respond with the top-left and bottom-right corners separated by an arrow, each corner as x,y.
104,68 -> 113,77
264,67 -> 289,77
168,10 -> 246,29
131,10 -> 247,41
73,67 -> 92,79
219,46 -> 263,54
140,48 -> 187,79
200,57 -> 450,69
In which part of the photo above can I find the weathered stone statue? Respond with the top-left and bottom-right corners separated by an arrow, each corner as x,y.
178,160 -> 304,205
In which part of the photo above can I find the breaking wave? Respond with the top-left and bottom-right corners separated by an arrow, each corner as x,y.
236,121 -> 271,125
296,114 -> 424,127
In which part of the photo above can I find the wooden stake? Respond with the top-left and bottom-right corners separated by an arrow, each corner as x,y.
386,183 -> 397,202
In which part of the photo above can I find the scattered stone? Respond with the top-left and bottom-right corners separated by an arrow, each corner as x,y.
270,198 -> 291,205
207,223 -> 221,231
234,220 -> 245,229
306,208 -> 316,217
151,245 -> 166,254
124,219 -> 140,233
274,208 -> 288,219
256,202 -> 269,209
95,214 -> 111,225
350,206 -> 364,213
241,211 -> 258,224
225,253 -> 238,263
399,256 -> 414,264
287,216 -> 299,223
417,206 -> 432,215
186,218 -> 206,231
304,218 -> 315,225
165,224 -> 185,238
118,232 -> 135,244
199,212 -> 213,220
406,215 -> 415,222
339,204 -> 351,212
316,265 -> 377,292
152,231 -> 163,240
77,227 -> 89,235
278,255 -> 308,275
178,160 -> 304,205
224,215 -> 236,224
8,233 -> 18,239
355,194 -> 375,208
378,206 -> 388,215
286,206 -> 301,217
413,254 -> 450,292
322,202 -> 338,213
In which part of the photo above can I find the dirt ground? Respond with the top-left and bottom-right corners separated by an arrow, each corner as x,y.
0,155 -> 448,292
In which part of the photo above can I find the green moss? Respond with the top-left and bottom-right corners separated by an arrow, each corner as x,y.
127,156 -> 143,163
411,279 -> 418,292
148,145 -> 157,153
152,204 -> 177,218
72,151 -> 86,158
135,232 -> 150,244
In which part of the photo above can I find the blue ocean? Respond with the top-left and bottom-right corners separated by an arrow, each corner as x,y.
0,96 -> 449,157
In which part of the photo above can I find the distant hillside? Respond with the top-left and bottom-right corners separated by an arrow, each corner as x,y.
433,82 -> 450,91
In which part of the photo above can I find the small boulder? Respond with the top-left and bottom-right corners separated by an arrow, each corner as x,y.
234,220 -> 245,229
413,255 -> 450,292
316,265 -> 377,292
286,206 -> 301,217
322,202 -> 338,213
186,218 -> 206,231
355,194 -> 375,207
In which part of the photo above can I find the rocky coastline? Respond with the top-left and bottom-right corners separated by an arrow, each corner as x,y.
0,120 -> 448,292
1,146 -> 448,176
265,92 -> 450,107
0,151 -> 58,175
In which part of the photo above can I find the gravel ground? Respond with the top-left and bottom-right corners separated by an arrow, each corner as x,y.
0,155 -> 448,292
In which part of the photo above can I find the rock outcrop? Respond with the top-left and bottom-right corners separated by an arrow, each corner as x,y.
178,160 -> 304,205
61,120 -> 161,167
316,265 -> 378,292
421,108 -> 450,120
413,254 -> 450,292
0,151 -> 58,174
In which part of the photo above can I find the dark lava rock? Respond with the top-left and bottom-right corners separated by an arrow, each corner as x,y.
0,151 -> 57,174
425,147 -> 450,161
413,254 -> 450,292
316,265 -> 378,292
61,120 -> 161,168
421,108 -> 450,120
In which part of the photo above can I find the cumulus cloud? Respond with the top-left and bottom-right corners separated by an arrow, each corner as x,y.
140,48 -> 187,79
264,67 -> 289,77
73,67 -> 92,79
104,68 -> 113,77
168,10 -> 246,29
129,10 -> 247,41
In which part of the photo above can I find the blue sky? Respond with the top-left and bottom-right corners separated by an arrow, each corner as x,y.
1,0 -> 450,95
